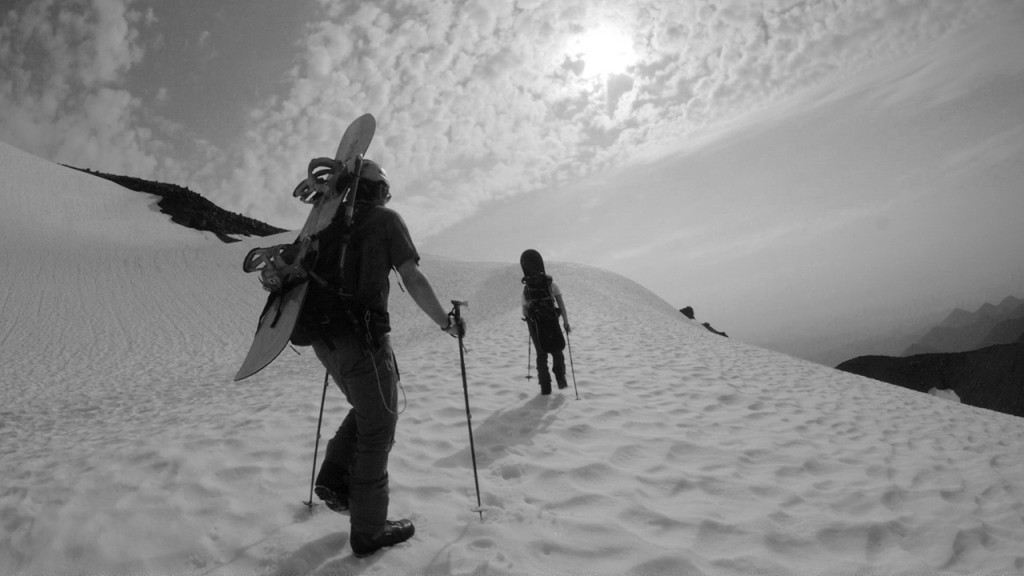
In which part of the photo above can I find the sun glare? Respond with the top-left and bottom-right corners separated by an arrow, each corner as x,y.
569,24 -> 638,78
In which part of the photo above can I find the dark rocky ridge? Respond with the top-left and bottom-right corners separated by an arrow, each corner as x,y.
70,167 -> 286,242
680,306 -> 728,338
837,343 -> 1024,418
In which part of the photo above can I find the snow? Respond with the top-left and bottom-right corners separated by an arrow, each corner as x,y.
929,388 -> 962,404
1,138 -> 1023,575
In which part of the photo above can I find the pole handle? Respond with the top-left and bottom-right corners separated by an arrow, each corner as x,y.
449,301 -> 468,338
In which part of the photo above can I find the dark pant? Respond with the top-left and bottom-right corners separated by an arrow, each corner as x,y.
528,322 -> 565,388
312,333 -> 398,535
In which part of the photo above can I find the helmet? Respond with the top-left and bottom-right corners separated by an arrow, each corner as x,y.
360,159 -> 389,185
358,159 -> 391,205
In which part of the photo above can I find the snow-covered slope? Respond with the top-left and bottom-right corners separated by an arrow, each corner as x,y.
1,140 -> 1022,575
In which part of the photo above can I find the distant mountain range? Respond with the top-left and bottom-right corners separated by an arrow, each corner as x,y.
837,296 -> 1024,418
903,296 -> 1024,355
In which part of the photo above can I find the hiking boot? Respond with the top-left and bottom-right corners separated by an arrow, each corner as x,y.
351,519 -> 415,558
314,485 -> 349,514
556,375 -> 568,390
539,380 -> 552,395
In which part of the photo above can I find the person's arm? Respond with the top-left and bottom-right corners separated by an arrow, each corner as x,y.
554,292 -> 571,334
397,259 -> 461,335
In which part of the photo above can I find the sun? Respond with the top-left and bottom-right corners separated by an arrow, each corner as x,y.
568,24 -> 638,78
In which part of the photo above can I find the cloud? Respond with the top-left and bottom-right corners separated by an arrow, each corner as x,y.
0,0 -> 157,175
57,87 -> 157,174
85,0 -> 143,85
1,0 -> 1010,235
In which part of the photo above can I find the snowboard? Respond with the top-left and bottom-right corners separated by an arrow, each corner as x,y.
234,113 -> 376,382
520,249 -> 565,353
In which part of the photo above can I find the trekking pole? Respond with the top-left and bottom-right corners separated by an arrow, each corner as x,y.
450,300 -> 483,520
525,330 -> 533,380
304,369 -> 331,510
565,330 -> 579,400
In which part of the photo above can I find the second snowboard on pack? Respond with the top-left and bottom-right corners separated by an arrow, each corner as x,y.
520,249 -> 565,354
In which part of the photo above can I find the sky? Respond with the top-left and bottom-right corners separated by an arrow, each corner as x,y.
2,0 -> 1023,362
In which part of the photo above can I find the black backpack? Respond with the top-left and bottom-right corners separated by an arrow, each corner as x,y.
523,274 -> 556,312
522,274 -> 565,352
290,206 -> 386,347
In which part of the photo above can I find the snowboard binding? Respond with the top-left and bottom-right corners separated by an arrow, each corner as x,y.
292,157 -> 354,204
242,238 -> 314,293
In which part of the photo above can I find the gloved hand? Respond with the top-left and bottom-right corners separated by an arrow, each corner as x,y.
442,314 -> 466,338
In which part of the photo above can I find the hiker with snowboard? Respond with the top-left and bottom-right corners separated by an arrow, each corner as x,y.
520,249 -> 571,395
293,159 -> 463,557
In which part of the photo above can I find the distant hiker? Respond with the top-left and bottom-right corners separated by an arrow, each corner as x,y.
520,249 -> 571,395
294,159 -> 463,557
